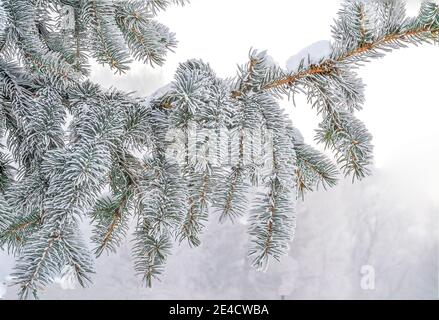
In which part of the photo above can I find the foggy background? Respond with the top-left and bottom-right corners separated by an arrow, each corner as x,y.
1,0 -> 438,299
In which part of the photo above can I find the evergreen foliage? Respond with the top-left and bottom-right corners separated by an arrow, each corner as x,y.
0,0 -> 438,298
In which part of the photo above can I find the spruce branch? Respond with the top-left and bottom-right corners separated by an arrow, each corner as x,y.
249,94 -> 297,270
1,0 -> 439,298
263,21 -> 439,94
0,150 -> 14,192
91,149 -> 140,256
81,0 -> 132,73
0,210 -> 40,253
91,192 -> 130,257
289,127 -> 339,199
115,1 -> 177,66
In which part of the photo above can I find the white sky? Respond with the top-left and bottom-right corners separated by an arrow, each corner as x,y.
90,0 -> 439,204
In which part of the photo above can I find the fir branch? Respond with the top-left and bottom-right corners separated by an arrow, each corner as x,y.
2,0 -> 439,298
293,142 -> 339,199
263,25 -> 439,93
0,212 -> 41,252
115,2 -> 177,66
316,111 -> 373,181
133,154 -> 185,286
0,151 -> 14,193
91,150 -> 140,256
249,95 -> 296,271
91,192 -> 130,257
13,228 -> 60,299
81,0 -> 132,73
